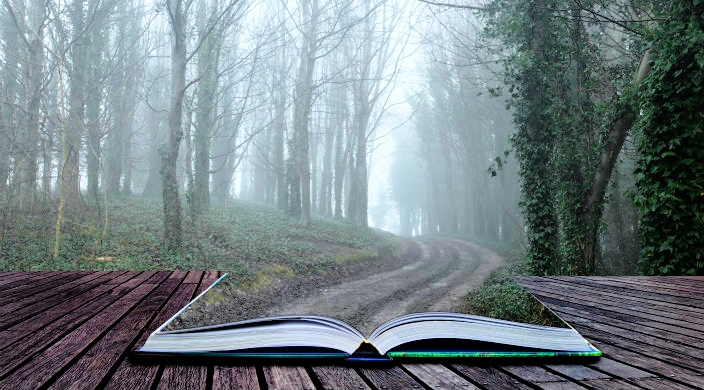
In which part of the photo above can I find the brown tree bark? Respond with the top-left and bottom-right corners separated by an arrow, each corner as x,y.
64,0 -> 87,211
21,0 -> 47,209
291,0 -> 318,225
161,0 -> 188,252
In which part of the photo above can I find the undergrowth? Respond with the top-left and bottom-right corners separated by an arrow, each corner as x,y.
463,257 -> 566,327
0,196 -> 402,281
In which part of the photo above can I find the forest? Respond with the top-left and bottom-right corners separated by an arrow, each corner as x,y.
0,0 -> 702,276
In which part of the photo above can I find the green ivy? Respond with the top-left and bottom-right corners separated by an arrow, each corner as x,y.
633,0 -> 704,275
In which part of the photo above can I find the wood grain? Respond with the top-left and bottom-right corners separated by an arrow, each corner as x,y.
0,272 -> 158,389
47,272 -> 176,390
103,282 -> 196,390
310,365 -> 371,390
450,365 -> 533,390
263,365 -> 316,390
157,365 -> 207,390
358,365 -> 423,390
1,273 -> 703,390
403,364 -> 480,389
213,366 -> 259,390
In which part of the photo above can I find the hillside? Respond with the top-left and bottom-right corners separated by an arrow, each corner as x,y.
0,197 -> 405,288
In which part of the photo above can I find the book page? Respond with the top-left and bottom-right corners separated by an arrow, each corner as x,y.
164,262 -> 569,336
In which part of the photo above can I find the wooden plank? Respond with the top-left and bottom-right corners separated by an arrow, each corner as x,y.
263,366 -> 316,390
0,272 -> 39,286
632,377 -> 702,390
150,271 -> 217,390
2,272 -> 87,293
522,286 -> 704,333
0,272 -> 160,390
587,341 -> 704,389
196,270 -> 220,295
183,271 -> 203,284
528,280 -> 704,321
619,276 -> 704,290
571,378 -> 640,390
584,357 -> 655,380
212,366 -> 259,390
555,311 -> 704,361
530,382 -> 588,390
0,272 -> 152,378
403,363 -> 479,389
549,277 -> 704,308
310,366 -> 370,390
584,277 -> 704,298
156,365 -> 207,390
539,279 -> 704,316
450,365 -> 533,390
0,271 -> 112,317
535,294 -> 704,341
0,272 -> 114,331
358,365 -> 424,390
46,272 -> 176,390
539,362 -> 643,390
0,272 -> 85,299
0,271 -> 121,332
104,280 -> 195,390
520,283 -> 704,328
680,276 -> 704,281
0,272 -> 126,349
573,326 -> 704,372
542,364 -> 611,381
0,271 -> 63,290
501,365 -> 572,383
546,299 -> 704,344
105,271 -> 145,285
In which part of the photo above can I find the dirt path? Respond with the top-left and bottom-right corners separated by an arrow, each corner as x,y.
264,237 -> 506,335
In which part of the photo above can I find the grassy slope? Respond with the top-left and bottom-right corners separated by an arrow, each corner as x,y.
0,197 -> 403,284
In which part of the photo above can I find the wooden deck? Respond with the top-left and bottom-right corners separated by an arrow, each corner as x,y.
1,272 -> 703,390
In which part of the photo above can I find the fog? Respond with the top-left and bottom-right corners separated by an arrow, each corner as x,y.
1,0 -> 648,273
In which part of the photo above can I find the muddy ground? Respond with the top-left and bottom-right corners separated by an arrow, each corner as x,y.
171,237 -> 505,335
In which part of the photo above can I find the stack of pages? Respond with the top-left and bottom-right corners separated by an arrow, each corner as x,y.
135,274 -> 601,361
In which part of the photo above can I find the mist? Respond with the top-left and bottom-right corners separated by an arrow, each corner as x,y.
2,0 -> 682,275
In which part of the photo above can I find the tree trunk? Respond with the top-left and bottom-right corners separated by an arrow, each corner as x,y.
0,10 -> 20,194
184,105 -> 194,202
579,48 -> 652,273
142,107 -> 164,197
191,16 -> 219,216
85,65 -> 102,203
318,87 -> 338,216
516,0 -> 560,275
22,0 -> 47,209
161,0 -> 187,252
65,0 -> 88,210
310,120 -> 318,212
212,96 -> 238,204
333,87 -> 348,219
291,0 -> 318,226
265,124 -> 276,204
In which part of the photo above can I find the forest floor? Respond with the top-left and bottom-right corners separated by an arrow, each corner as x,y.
173,236 -> 506,335
0,196 -> 402,273
2,195 -> 508,335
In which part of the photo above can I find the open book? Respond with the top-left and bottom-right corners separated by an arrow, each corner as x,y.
135,274 -> 601,361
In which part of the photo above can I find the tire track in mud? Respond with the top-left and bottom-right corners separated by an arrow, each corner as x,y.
265,237 -> 506,335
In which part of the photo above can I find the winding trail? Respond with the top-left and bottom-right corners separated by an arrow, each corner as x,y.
265,237 -> 506,335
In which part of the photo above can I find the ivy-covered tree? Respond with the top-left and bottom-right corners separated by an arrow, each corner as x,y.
483,0 -> 653,274
633,0 -> 704,275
